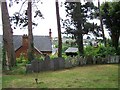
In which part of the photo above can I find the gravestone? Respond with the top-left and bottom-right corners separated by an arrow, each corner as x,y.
79,56 -> 84,66
38,60 -> 44,72
53,58 -> 59,70
26,64 -> 32,73
58,57 -> 65,69
83,57 -> 87,65
86,56 -> 93,64
50,60 -> 54,70
44,60 -> 50,71
65,58 -> 72,68
76,56 -> 80,66
31,60 -> 40,72
106,55 -> 110,63
115,56 -> 119,63
96,56 -> 102,64
93,56 -> 97,64
75,57 -> 80,66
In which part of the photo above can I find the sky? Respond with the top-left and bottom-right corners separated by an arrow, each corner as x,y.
0,0 -> 110,38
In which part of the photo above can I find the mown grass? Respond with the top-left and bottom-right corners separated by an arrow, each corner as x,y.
2,64 -> 119,88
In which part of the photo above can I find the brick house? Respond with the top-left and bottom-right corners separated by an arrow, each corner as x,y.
13,34 -> 52,58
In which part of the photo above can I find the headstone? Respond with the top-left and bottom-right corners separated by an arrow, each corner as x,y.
65,58 -> 72,68
38,60 -> 44,72
83,57 -> 87,65
96,56 -> 102,64
50,60 -> 54,70
93,56 -> 96,64
79,56 -> 84,66
53,58 -> 59,70
44,55 -> 50,61
110,56 -> 115,63
115,56 -> 119,63
44,56 -> 50,71
58,57 -> 65,69
107,55 -> 110,63
31,60 -> 40,72
86,55 -> 93,64
26,64 -> 32,73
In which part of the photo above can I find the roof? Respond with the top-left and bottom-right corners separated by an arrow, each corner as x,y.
65,47 -> 78,53
0,35 -> 52,52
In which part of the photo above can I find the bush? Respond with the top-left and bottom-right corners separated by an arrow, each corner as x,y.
62,54 -> 68,59
16,53 -> 29,65
50,55 -> 58,59
84,45 -> 116,57
34,55 -> 44,61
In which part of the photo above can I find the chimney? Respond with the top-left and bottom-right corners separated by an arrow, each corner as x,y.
49,29 -> 52,40
22,34 -> 28,47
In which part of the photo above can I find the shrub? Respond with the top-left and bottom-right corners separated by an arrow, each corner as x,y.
50,55 -> 58,59
84,45 -> 116,57
34,55 -> 44,61
62,54 -> 68,59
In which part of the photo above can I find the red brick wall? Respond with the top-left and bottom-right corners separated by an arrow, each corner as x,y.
15,46 -> 42,59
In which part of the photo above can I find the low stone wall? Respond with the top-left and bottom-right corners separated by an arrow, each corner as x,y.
26,55 -> 120,73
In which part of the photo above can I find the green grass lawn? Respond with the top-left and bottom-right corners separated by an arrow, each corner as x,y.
2,64 -> 119,88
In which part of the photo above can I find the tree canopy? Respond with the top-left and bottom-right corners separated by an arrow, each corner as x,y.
101,1 -> 120,50
62,1 -> 100,55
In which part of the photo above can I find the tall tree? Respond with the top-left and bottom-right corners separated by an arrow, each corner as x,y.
101,1 -> 120,50
98,0 -> 106,47
27,0 -> 34,61
1,1 -> 16,69
55,0 -> 62,57
63,1 -> 97,55
9,0 -> 43,61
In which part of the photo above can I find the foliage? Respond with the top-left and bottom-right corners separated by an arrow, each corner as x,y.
2,44 -> 6,69
101,1 -> 120,50
50,55 -> 58,60
16,53 -> 29,65
9,0 -> 43,29
62,54 -> 68,60
34,55 -> 44,61
84,45 -> 116,57
62,1 -> 100,55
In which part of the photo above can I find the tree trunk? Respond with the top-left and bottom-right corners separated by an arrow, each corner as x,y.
76,3 -> 84,56
98,0 -> 106,47
55,0 -> 62,57
111,31 -> 119,50
1,1 -> 16,69
27,0 -> 34,61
